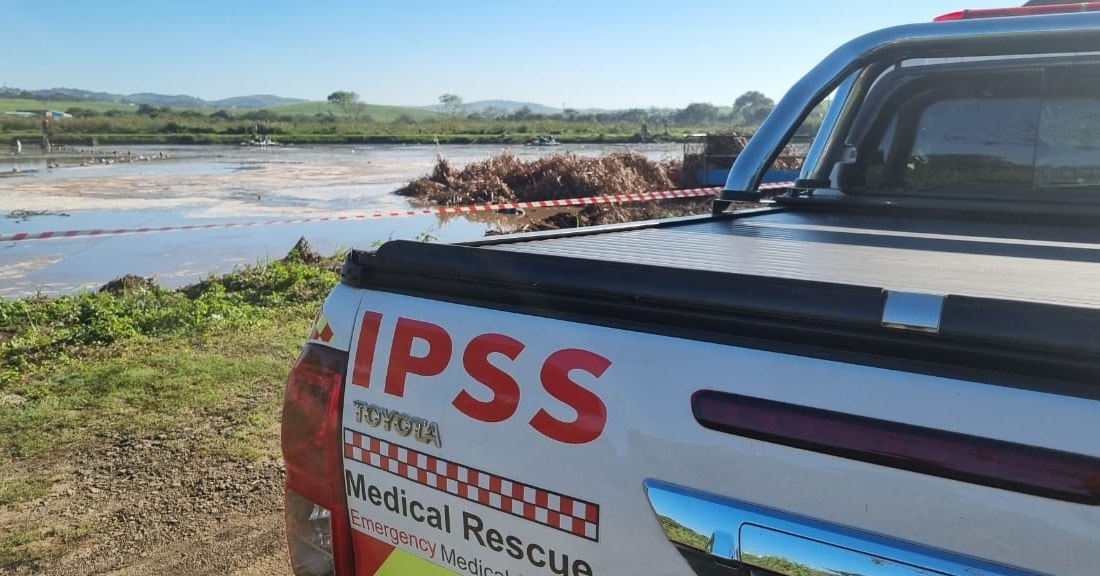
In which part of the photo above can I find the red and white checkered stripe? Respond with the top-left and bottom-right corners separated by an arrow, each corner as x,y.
0,182 -> 794,243
343,428 -> 600,541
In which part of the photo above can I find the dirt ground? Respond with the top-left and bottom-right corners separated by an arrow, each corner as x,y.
3,429 -> 292,576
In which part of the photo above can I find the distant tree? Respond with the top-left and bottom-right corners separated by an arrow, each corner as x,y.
133,104 -> 172,118
563,108 -> 579,122
439,93 -> 464,117
327,90 -> 365,121
674,102 -> 720,125
648,106 -> 674,121
732,91 -> 775,125
796,99 -> 832,135
327,90 -> 357,107
510,106 -> 535,121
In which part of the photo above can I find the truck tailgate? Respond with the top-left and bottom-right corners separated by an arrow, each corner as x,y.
338,283 -> 1100,575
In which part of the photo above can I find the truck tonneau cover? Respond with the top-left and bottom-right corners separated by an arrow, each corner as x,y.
348,207 -> 1100,368
489,209 -> 1100,310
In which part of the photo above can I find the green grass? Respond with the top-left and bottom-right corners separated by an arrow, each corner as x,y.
0,525 -> 48,570
0,98 -> 137,114
0,249 -> 342,461
0,523 -> 91,572
0,248 -> 346,572
1,94 -> 767,146
268,100 -> 439,122
0,476 -> 51,507
0,97 -> 436,120
0,326 -> 306,460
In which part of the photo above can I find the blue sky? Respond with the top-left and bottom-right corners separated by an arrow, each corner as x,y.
1,0 -> 1015,109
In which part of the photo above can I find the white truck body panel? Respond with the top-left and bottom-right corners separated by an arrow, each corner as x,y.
333,289 -> 1100,576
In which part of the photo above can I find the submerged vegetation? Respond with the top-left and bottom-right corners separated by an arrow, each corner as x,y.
398,150 -> 681,205
399,150 -> 757,232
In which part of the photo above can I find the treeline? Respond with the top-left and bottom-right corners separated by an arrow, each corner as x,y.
52,101 -> 802,128
0,92 -> 829,146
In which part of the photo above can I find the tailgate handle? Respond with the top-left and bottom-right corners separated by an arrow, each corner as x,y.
643,480 -> 1042,576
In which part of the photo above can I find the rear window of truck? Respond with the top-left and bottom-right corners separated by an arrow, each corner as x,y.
843,59 -> 1100,200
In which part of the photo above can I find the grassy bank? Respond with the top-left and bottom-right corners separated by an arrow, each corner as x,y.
0,244 -> 337,460
0,243 -> 339,570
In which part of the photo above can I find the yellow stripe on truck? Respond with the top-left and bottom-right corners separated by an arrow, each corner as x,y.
374,548 -> 458,576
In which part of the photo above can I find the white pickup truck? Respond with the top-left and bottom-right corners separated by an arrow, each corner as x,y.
280,5 -> 1100,576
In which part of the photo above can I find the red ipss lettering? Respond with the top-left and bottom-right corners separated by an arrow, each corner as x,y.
457,333 -> 524,423
351,312 -> 611,444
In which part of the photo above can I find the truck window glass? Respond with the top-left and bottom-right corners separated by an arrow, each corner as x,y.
849,68 -> 1038,194
850,61 -> 1100,200
906,91 -> 1039,192
1034,69 -> 1100,188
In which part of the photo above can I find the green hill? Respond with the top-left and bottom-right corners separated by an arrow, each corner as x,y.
0,98 -> 136,114
0,97 -> 441,123
266,101 -> 439,122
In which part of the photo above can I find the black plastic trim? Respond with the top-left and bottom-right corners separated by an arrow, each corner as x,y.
340,240 -> 1100,401
371,240 -> 888,327
942,296 -> 1100,356
693,390 -> 1100,505
715,190 -> 762,203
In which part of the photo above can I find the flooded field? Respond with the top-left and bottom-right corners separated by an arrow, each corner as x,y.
0,143 -> 685,297
0,143 -> 684,215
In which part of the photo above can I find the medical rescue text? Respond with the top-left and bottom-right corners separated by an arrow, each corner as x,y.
347,471 -> 595,576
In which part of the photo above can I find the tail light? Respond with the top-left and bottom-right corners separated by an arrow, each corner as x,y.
935,2 -> 1100,21
693,390 -> 1100,505
282,343 -> 353,576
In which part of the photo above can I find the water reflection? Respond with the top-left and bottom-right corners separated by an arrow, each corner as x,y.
643,479 -> 1036,576
1,143 -> 683,296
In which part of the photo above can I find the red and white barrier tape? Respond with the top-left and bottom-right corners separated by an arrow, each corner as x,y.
0,182 -> 793,243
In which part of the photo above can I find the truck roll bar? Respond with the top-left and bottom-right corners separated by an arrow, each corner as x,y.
718,11 -> 1100,209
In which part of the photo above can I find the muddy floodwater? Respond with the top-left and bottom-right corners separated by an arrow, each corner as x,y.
0,143 -> 684,297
